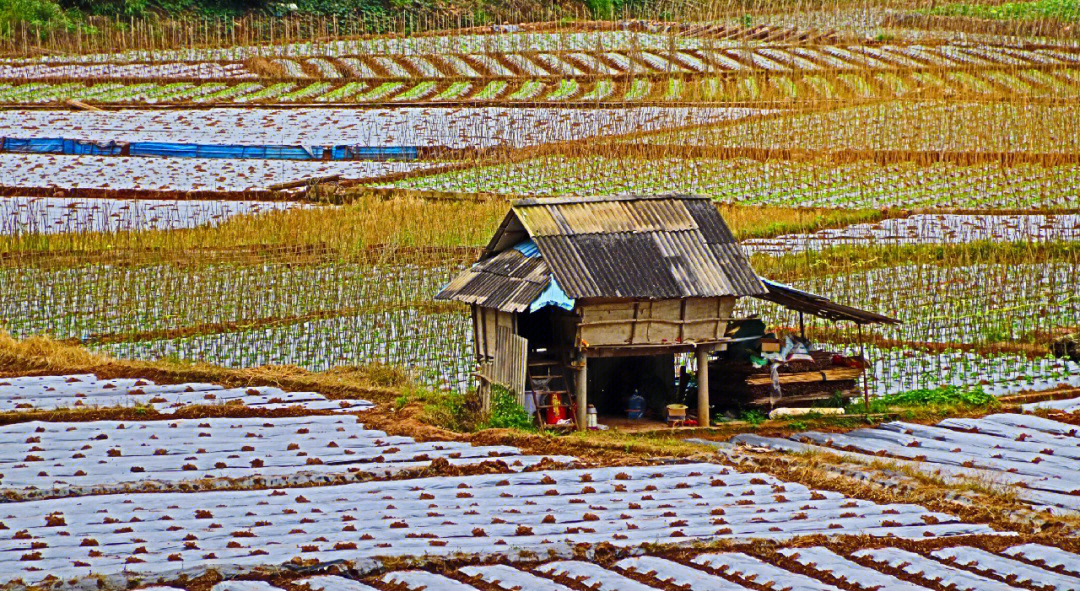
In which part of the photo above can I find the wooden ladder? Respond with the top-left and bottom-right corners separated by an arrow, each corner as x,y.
527,357 -> 575,430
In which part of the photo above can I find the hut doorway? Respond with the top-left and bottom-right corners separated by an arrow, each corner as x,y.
587,355 -> 676,429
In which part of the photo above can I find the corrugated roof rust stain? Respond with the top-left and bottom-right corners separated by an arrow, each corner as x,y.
439,194 -> 768,307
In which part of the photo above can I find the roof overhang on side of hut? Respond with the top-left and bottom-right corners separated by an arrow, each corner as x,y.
435,241 -> 550,313
755,279 -> 901,325
481,194 -> 767,300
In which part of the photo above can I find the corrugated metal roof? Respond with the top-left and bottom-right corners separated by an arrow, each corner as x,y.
434,247 -> 550,313
756,279 -> 901,325
510,194 -> 766,299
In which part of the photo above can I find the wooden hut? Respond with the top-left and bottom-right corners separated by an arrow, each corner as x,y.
436,194 -> 898,430
436,194 -> 766,429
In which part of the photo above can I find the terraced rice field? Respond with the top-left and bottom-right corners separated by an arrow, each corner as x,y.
732,404 -> 1080,513
97,310 -> 475,390
744,262 -> 1080,348
12,43 -> 1078,75
738,262 -> 1080,395
846,345 -> 1079,397
1,66 -> 1076,105
0,261 -> 475,388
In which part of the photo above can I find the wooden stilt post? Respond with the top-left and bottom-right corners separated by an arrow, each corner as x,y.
697,346 -> 710,427
858,323 -> 869,413
575,353 -> 588,431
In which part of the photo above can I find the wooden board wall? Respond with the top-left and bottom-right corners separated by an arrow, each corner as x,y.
475,306 -> 517,359
577,297 -> 735,347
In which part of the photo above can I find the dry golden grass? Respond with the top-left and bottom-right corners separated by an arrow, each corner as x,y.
717,204 -> 888,240
0,196 -> 509,256
0,331 -> 404,404
0,195 -> 888,258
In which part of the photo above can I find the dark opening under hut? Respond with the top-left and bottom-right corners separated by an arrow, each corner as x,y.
436,194 -> 899,431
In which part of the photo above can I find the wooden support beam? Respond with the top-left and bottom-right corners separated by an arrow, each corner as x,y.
575,356 -> 588,431
697,347 -> 710,428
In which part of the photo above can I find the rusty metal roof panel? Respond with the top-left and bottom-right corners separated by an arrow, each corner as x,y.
631,198 -> 697,232
757,279 -> 901,325
685,198 -> 738,244
514,204 -> 563,238
585,232 -> 683,298
710,242 -> 767,295
435,248 -> 550,313
469,195 -> 766,301
653,231 -> 730,296
531,235 -> 602,297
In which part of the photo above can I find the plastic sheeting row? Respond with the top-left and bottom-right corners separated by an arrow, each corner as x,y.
137,544 -> 1080,591
0,415 -> 564,499
728,405 -> 1080,514
0,137 -> 421,161
0,373 -> 374,414
0,463 -> 992,585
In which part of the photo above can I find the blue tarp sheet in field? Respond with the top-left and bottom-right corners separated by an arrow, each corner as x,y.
0,137 -> 422,161
513,240 -> 575,313
1,138 -> 127,156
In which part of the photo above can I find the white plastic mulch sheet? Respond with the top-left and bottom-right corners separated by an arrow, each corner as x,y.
1,107 -> 756,150
730,410 -> 1080,514
0,374 -> 373,414
382,571 -> 479,590
692,552 -> 843,591
741,214 -> 1080,254
615,556 -> 754,589
779,546 -> 932,590
460,564 -> 573,590
1023,396 -> 1080,413
0,415 -> 548,499
0,153 -> 429,192
212,582 -> 281,591
932,546 -> 1080,591
118,543 -> 1080,591
1003,544 -> 1080,577
0,196 -> 304,235
537,560 -> 656,590
852,548 -> 1027,591
0,463 -> 986,584
301,575 -> 379,591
